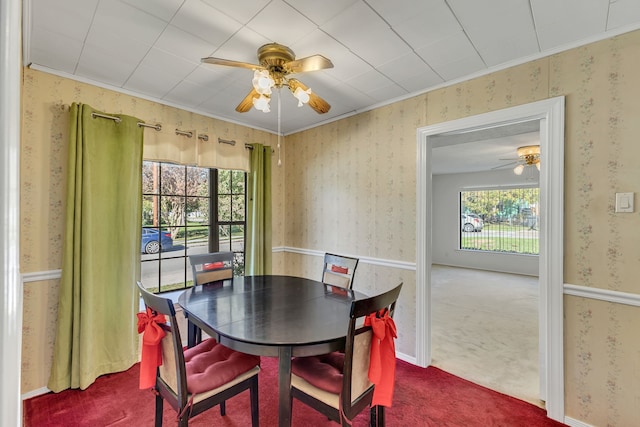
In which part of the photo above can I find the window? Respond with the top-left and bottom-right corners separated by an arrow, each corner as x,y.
141,162 -> 246,293
213,169 -> 246,275
459,187 -> 539,255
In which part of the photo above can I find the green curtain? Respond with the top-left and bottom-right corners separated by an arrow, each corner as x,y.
245,143 -> 272,275
48,103 -> 144,392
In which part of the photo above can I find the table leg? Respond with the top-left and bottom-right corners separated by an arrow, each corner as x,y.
186,318 -> 197,348
278,346 -> 293,427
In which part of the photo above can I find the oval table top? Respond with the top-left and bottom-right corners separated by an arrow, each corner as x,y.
177,274 -> 366,356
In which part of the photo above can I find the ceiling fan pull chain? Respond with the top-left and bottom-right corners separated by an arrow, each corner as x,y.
277,89 -> 282,167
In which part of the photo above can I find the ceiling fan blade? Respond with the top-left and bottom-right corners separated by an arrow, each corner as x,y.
288,79 -> 331,114
491,160 -> 520,170
307,91 -> 331,114
285,54 -> 333,74
201,57 -> 263,71
235,88 -> 260,113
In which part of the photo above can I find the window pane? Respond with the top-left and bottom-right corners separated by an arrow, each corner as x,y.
218,169 -> 231,194
160,163 -> 186,196
186,166 -> 209,197
186,257 -> 195,287
142,162 -> 158,194
232,195 -> 245,221
141,259 -> 160,292
218,195 -> 231,221
162,226 -> 183,257
218,224 -> 231,251
160,195 -> 186,227
232,252 -> 244,276
231,170 -> 245,194
231,225 -> 245,252
162,243 -> 184,260
185,225 -> 209,251
161,259 -> 186,292
459,188 -> 539,255
141,227 -> 172,256
186,197 -> 210,225
142,195 -> 159,227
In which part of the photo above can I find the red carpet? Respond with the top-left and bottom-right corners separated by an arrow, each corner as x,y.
24,357 -> 566,426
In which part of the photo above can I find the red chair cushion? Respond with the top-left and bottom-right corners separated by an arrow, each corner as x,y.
331,265 -> 349,274
203,262 -> 225,271
184,339 -> 260,394
292,352 -> 345,394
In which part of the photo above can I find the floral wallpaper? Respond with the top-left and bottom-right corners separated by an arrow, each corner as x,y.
550,31 -> 640,427
282,31 -> 640,426
20,28 -> 640,426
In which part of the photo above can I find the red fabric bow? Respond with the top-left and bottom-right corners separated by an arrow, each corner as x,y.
137,307 -> 166,389
364,308 -> 397,407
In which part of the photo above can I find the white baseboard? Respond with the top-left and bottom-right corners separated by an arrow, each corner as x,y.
22,387 -> 50,400
396,351 -> 416,365
563,416 -> 594,427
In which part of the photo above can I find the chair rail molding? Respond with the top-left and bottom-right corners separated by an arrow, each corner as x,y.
22,265 -> 640,309
22,270 -> 63,283
278,246 -> 416,271
564,283 -> 640,307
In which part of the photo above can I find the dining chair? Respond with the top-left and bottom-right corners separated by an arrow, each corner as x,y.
187,252 -> 235,345
136,281 -> 260,427
189,251 -> 235,286
290,282 -> 403,426
322,253 -> 359,289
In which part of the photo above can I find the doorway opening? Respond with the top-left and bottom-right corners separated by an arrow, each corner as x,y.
429,122 -> 542,405
415,97 -> 565,422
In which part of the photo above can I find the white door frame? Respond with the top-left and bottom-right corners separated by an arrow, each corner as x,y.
1,0 -> 23,426
416,97 -> 565,422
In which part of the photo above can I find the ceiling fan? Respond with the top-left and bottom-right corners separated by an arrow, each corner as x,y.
201,42 -> 333,114
492,145 -> 541,175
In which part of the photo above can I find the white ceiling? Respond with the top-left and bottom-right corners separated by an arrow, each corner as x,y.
25,0 -> 640,138
431,121 -> 541,175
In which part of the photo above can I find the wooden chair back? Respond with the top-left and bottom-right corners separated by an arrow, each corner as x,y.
322,253 -> 359,289
189,252 -> 234,286
340,282 -> 402,421
136,281 -> 260,427
136,281 -> 190,408
290,282 -> 402,426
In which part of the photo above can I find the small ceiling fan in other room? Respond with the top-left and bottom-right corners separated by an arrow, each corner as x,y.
492,145 -> 540,175
201,42 -> 333,114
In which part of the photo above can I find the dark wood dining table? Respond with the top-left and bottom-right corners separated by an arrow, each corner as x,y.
177,275 -> 365,427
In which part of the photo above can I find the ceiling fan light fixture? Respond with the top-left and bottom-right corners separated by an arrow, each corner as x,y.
253,94 -> 271,113
252,69 -> 274,95
516,145 -> 540,158
512,144 -> 541,176
201,42 -> 332,114
292,86 -> 311,107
